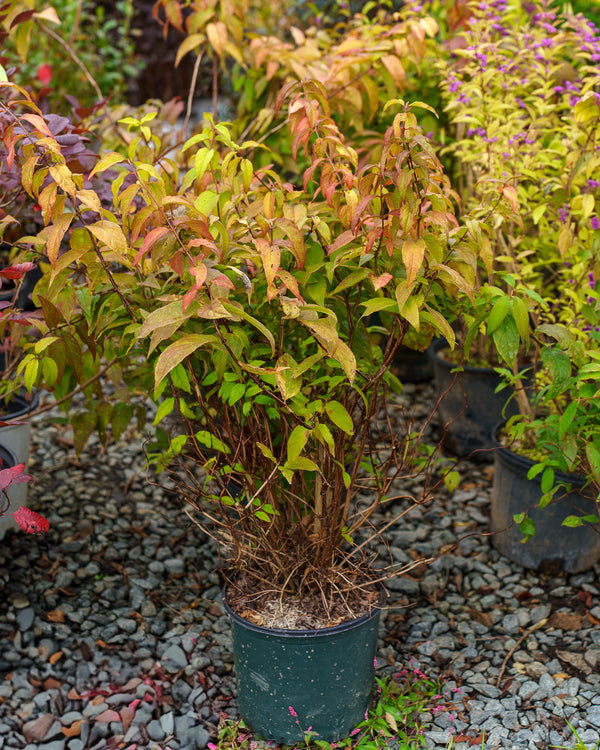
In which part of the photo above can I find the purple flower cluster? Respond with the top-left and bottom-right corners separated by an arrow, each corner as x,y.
508,131 -> 535,146
558,204 -> 570,223
592,216 -> 600,231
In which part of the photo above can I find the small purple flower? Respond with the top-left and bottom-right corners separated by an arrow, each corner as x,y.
591,216 -> 600,230
289,706 -> 298,718
559,204 -> 570,223
588,179 -> 600,190
589,271 -> 595,288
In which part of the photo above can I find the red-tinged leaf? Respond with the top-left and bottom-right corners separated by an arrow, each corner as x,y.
0,262 -> 36,279
402,238 -> 425,286
37,63 -> 52,86
154,334 -> 218,387
327,230 -> 355,255
182,286 -> 198,312
0,463 -> 29,491
10,9 -> 35,28
120,705 -> 135,734
350,194 -> 373,232
275,80 -> 300,117
21,113 -> 53,138
370,273 -> 393,291
133,226 -> 171,265
45,213 -> 73,267
12,507 -> 49,535
501,184 -> 519,213
94,709 -> 121,723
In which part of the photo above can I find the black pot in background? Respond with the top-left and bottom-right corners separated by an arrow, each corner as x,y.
391,344 -> 434,383
491,428 -> 600,573
222,585 -> 382,743
427,339 -> 522,460
0,442 -> 21,538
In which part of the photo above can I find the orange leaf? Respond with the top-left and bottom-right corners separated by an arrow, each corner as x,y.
45,609 -> 65,623
49,651 -> 63,665
402,238 -> 425,286
62,719 -> 83,738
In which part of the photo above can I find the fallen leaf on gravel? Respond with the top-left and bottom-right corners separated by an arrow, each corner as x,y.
49,651 -> 64,664
467,607 -> 492,628
62,720 -> 83,738
587,610 -> 600,626
95,709 -> 121,723
45,609 -> 65,623
120,706 -> 135,734
68,688 -> 81,700
453,734 -> 485,746
549,613 -> 583,630
23,714 -> 55,742
556,651 -> 592,675
42,677 -> 61,690
91,695 -> 106,706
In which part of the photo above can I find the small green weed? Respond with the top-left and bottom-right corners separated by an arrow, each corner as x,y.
209,665 -> 463,750
551,721 -> 600,750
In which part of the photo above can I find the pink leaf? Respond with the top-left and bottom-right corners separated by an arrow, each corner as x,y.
37,63 -> 52,86
0,463 -> 30,491
94,709 -> 121,723
12,507 -> 49,535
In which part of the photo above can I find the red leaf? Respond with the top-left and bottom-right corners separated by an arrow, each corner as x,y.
0,463 -> 30,491
0,262 -> 36,280
12,507 -> 49,535
37,64 -> 53,86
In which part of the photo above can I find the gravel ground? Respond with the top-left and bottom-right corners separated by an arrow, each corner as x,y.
0,384 -> 599,750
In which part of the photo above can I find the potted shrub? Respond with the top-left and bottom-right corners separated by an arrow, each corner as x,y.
4,6 -> 496,744
492,329 -> 600,573
428,0 -> 600,457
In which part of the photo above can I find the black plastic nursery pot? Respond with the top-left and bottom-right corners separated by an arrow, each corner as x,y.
391,344 -> 434,383
222,587 -> 382,744
427,339 -> 520,460
491,433 -> 600,573
0,443 -> 18,471
0,390 -> 39,421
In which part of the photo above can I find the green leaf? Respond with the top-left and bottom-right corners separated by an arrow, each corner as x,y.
195,430 -> 231,454
562,516 -> 584,528
287,425 -> 309,462
111,403 -> 134,442
558,402 -> 578,441
443,470 -> 460,493
585,443 -> 600,485
325,401 -> 353,434
154,334 -> 217,388
359,298 -> 398,319
222,303 -> 276,354
486,295 -> 510,335
518,515 -> 536,539
540,468 -> 555,495
492,315 -> 520,366
153,397 -> 174,426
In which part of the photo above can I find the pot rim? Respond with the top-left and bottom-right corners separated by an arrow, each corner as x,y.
0,390 -> 40,421
492,420 -> 590,488
222,582 -> 385,638
427,337 -> 502,375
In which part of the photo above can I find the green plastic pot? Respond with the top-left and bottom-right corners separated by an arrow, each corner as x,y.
222,585 -> 383,743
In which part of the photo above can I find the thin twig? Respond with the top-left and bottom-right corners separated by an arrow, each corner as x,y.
496,618 -> 549,688
183,50 -> 204,137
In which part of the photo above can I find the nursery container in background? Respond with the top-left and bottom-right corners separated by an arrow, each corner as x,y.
0,391 -> 39,540
491,428 -> 600,573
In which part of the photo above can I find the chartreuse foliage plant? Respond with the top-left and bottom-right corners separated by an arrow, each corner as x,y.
2,31 -> 498,610
439,0 -> 600,533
